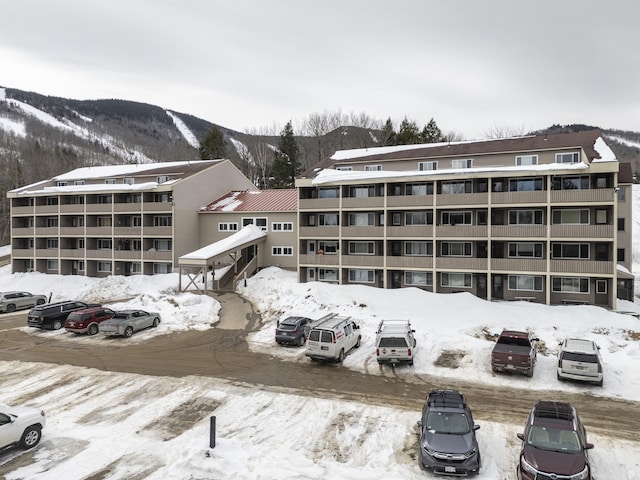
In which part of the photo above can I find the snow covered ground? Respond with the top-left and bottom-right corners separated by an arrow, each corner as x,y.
1,185 -> 639,478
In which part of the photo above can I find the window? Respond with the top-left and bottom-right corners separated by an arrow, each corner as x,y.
515,155 -> 538,166
405,211 -> 433,225
364,165 -> 381,171
153,193 -> 171,202
153,239 -> 172,251
57,181 -> 68,187
318,187 -> 339,198
552,209 -> 589,224
617,218 -> 625,231
131,262 -> 142,274
349,241 -> 374,255
617,248 -> 625,262
124,177 -> 135,185
552,277 -> 589,293
348,269 -> 374,283
406,183 -> 433,195
336,166 -> 352,172
153,263 -> 172,274
595,243 -> 609,261
70,195 -> 85,204
552,175 -> 589,190
552,243 -> 589,259
441,242 -> 472,256
46,217 -> 58,227
104,179 -> 116,185
318,241 -> 339,254
405,241 -> 432,256
419,161 -> 438,171
508,210 -> 543,225
46,238 -> 58,249
46,197 -> 58,205
74,180 -> 85,186
405,271 -> 432,286
97,194 -> 112,204
154,215 -> 172,227
97,239 -> 112,250
74,261 -> 85,271
47,260 -> 59,271
617,187 -> 626,201
596,280 -> 607,294
318,214 -> 338,226
97,216 -> 112,227
97,261 -> 112,273
272,222 -> 293,232
441,211 -> 472,225
392,213 -> 401,226
451,158 -> 472,169
348,212 -> 374,226
441,180 -> 471,194
555,152 -> 580,164
242,217 -> 268,231
508,275 -> 543,291
219,222 -> 239,232
441,272 -> 472,288
508,242 -> 543,258
492,179 -> 505,192
348,185 -> 375,198
272,246 -> 293,256
595,209 -> 608,224
509,177 -> 543,191
131,239 -> 142,251
76,238 -> 85,249
157,175 -> 169,183
318,268 -> 338,281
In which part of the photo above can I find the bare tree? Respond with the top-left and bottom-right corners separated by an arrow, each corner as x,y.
243,124 -> 279,188
483,123 -> 529,139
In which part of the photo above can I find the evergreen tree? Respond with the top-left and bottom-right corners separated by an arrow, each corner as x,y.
199,125 -> 227,159
396,117 -> 421,145
270,121 -> 301,188
381,117 -> 396,146
421,118 -> 444,143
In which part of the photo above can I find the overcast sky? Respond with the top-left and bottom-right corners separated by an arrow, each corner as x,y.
1,0 -> 638,139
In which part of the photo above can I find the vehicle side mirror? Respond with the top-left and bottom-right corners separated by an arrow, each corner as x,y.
516,433 -> 525,441
474,424 -> 480,431
417,420 -> 423,428
532,338 -> 540,342
411,329 -> 416,333
584,443 -> 594,450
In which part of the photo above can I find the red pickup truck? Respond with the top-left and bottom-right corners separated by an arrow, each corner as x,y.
491,330 -> 539,377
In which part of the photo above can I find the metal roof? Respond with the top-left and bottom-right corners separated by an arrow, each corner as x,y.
200,189 -> 297,213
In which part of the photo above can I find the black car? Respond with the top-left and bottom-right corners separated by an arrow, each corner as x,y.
275,316 -> 314,346
517,401 -> 593,480
417,390 -> 481,476
27,301 -> 101,330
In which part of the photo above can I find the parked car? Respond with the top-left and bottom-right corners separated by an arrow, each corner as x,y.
275,313 -> 336,346
0,404 -> 46,450
305,315 -> 361,362
517,400 -> 593,480
0,291 -> 48,314
64,307 -> 115,335
417,389 -> 481,476
557,338 -> 604,386
375,319 -> 416,365
28,301 -> 101,330
99,310 -> 161,337
491,329 -> 539,377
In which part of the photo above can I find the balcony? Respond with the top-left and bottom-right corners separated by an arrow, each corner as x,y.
114,226 -> 143,236
34,205 -> 58,214
386,256 -> 433,269
35,227 -> 59,236
11,227 -> 34,237
11,248 -> 34,258
85,203 -> 113,212
551,188 -> 615,204
550,224 -> 614,239
341,225 -> 384,238
550,259 -> 614,275
59,249 -> 86,258
35,248 -> 59,259
341,197 -> 385,209
492,191 -> 547,205
491,258 -> 547,273
60,227 -> 85,235
85,249 -> 113,259
59,204 -> 85,213
341,255 -> 384,267
142,201 -> 173,212
387,195 -> 434,208
436,257 -> 488,270
298,253 -> 339,266
85,227 -> 113,236
143,250 -> 173,261
299,226 -> 339,238
436,225 -> 488,238
491,225 -> 546,238
11,206 -> 34,215
436,192 -> 488,207
142,226 -> 172,236
113,250 -> 144,260
386,225 -> 434,238
114,203 -> 142,213
299,197 -> 339,210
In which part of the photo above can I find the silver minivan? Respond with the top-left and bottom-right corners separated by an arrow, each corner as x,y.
557,338 -> 603,386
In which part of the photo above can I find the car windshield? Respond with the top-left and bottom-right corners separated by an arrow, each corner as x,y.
426,412 -> 470,434
278,323 -> 296,331
114,313 -> 130,319
562,352 -> 598,363
527,426 -> 581,452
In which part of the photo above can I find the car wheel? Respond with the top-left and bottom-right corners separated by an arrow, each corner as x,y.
355,336 -> 361,348
337,349 -> 345,363
297,335 -> 306,347
413,339 -> 417,348
557,372 -> 563,381
152,318 -> 160,328
36,299 -> 46,305
52,320 -> 62,330
124,326 -> 134,338
6,304 -> 16,313
20,425 -> 42,449
526,368 -> 534,378
88,324 -> 99,336
596,378 -> 603,387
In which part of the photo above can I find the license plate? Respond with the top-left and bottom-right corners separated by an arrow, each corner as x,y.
445,466 -> 456,473
321,346 -> 328,350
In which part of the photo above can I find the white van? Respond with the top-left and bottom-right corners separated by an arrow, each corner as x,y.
305,315 -> 362,362
557,338 -> 603,386
375,319 -> 416,365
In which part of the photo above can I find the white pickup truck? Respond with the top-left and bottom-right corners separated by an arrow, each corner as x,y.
0,404 -> 46,450
375,319 -> 417,365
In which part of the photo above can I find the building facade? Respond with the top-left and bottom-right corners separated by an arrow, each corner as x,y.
295,130 -> 634,309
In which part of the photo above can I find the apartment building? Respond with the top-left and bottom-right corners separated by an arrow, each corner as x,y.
8,160 -> 257,277
295,130 -> 634,308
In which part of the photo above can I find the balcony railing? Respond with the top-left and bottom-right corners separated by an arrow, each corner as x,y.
59,204 -> 85,213
551,188 -> 615,204
550,224 -> 613,239
11,206 -> 34,215
436,192 -> 488,206
59,249 -> 86,258
491,225 -> 546,238
436,256 -> 488,270
298,253 -> 339,266
299,197 -> 339,210
35,248 -> 59,259
386,256 -> 433,268
60,227 -> 85,235
11,227 -> 34,237
387,195 -> 434,207
550,259 -> 614,275
85,249 -> 113,259
341,255 -> 384,267
85,227 -> 113,236
436,225 -> 488,238
341,226 -> 384,238
491,191 -> 547,205
11,248 -> 34,258
341,197 -> 385,209
386,225 -> 434,237
114,203 -> 142,212
35,227 -> 59,236
141,202 -> 173,212
491,258 -> 547,272
298,226 -> 339,238
143,250 -> 173,261
113,227 -> 143,236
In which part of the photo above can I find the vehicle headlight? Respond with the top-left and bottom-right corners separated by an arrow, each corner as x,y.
520,455 -> 537,475
463,448 -> 477,459
570,465 -> 589,480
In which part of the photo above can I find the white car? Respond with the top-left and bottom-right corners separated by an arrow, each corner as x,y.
557,338 -> 603,386
0,404 -> 46,450
305,315 -> 361,362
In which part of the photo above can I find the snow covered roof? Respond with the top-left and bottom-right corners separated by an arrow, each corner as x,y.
179,225 -> 266,263
200,189 -> 297,213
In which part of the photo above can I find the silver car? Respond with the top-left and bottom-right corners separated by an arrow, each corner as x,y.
99,309 -> 161,337
0,291 -> 48,313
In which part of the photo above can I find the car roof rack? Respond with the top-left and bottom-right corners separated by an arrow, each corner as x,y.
427,389 -> 466,408
534,401 -> 574,421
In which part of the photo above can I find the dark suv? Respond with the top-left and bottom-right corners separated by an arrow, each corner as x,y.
517,401 -> 593,480
417,389 -> 481,476
27,301 -> 100,330
65,307 -> 115,335
275,316 -> 314,346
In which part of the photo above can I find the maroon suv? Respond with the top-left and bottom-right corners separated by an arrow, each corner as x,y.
65,307 -> 115,335
517,401 -> 593,480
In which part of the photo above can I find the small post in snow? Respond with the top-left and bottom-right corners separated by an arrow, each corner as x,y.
209,416 -> 216,449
